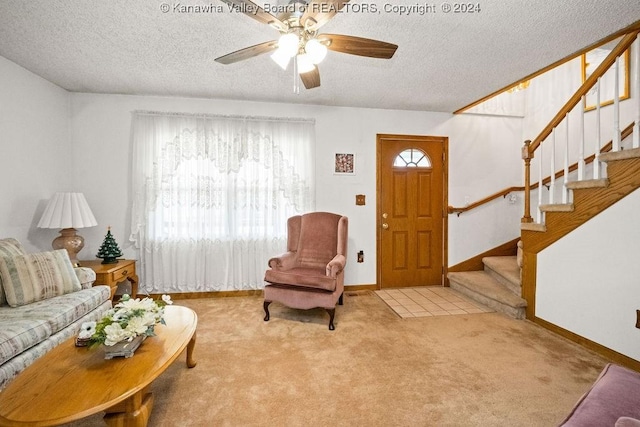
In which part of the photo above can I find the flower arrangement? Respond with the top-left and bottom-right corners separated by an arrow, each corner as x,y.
78,294 -> 172,347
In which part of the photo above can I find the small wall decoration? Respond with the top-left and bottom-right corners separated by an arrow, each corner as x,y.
334,153 -> 355,175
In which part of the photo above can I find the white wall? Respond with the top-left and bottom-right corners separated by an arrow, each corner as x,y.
69,93 -> 523,287
536,188 -> 640,360
0,56 -> 72,252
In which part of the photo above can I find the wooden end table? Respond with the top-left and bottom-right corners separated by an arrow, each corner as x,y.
0,305 -> 197,427
80,259 -> 139,301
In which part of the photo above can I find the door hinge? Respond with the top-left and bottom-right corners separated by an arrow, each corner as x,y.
442,152 -> 446,164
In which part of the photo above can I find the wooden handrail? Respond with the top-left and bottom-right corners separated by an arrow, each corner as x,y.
528,31 -> 639,154
449,122 -> 634,216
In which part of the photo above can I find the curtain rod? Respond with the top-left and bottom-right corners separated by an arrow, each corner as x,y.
133,110 -> 315,124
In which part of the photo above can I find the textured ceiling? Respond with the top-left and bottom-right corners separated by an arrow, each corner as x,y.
0,1 -> 638,112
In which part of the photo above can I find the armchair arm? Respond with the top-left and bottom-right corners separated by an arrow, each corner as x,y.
268,251 -> 297,270
326,254 -> 346,278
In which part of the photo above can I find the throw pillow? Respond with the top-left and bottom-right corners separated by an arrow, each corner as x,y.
0,238 -> 26,306
0,249 -> 82,307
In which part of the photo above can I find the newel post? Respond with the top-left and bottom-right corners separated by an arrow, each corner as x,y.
521,140 -> 533,223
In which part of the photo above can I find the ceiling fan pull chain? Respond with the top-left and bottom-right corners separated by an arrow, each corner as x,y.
293,55 -> 300,94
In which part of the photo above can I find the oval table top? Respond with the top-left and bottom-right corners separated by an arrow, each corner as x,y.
0,304 -> 197,426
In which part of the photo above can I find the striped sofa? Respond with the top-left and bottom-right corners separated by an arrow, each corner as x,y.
0,239 -> 112,389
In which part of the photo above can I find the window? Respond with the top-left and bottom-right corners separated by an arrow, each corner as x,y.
130,112 -> 315,293
393,148 -> 432,168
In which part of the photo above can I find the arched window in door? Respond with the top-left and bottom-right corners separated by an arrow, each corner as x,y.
393,148 -> 432,168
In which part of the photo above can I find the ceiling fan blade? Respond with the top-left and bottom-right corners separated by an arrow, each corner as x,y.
215,40 -> 278,64
320,34 -> 398,59
300,67 -> 321,89
300,0 -> 350,31
218,0 -> 286,30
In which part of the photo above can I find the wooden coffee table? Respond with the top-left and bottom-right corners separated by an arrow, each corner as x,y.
0,305 -> 197,427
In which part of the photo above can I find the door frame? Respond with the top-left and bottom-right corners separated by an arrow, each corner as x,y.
375,134 -> 449,288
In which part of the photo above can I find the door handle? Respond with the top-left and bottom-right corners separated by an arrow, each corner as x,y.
382,223 -> 389,230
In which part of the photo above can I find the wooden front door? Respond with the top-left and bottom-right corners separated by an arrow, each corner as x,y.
377,134 -> 448,288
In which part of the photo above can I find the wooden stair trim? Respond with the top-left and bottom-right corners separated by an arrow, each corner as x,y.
522,157 -> 640,254
447,237 -> 519,274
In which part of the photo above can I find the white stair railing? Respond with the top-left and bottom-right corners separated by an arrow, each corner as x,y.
522,31 -> 639,226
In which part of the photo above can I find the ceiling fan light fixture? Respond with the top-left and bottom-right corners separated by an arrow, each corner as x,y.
304,38 -> 327,64
296,54 -> 315,73
278,33 -> 300,58
271,48 -> 291,70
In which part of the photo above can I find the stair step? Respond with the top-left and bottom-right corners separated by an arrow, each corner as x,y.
539,203 -> 574,212
482,256 -> 521,295
521,222 -> 546,232
448,271 -> 527,320
566,178 -> 609,190
599,147 -> 640,163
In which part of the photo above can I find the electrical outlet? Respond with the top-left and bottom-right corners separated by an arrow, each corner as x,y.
508,194 -> 517,204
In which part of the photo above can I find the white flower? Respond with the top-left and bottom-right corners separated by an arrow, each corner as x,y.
91,295 -> 170,347
126,316 -> 152,336
78,321 -> 96,339
104,323 -> 132,346
111,308 -> 129,322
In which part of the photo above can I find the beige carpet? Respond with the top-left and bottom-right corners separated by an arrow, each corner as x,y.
63,291 -> 608,426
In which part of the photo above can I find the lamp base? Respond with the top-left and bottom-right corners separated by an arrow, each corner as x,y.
52,228 -> 84,267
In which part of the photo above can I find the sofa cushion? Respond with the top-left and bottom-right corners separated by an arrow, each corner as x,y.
0,249 -> 81,307
0,286 -> 110,336
0,238 -> 26,306
74,267 -> 97,289
560,363 -> 640,426
0,319 -> 52,365
265,267 -> 336,291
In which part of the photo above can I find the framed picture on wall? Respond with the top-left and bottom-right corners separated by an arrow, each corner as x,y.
334,153 -> 356,175
581,41 -> 630,111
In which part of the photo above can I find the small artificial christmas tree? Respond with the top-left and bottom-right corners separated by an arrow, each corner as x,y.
96,226 -> 123,264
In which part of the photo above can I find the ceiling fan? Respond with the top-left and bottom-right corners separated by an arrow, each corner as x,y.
216,0 -> 398,90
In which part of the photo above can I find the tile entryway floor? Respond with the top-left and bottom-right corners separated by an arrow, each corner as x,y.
375,286 -> 494,318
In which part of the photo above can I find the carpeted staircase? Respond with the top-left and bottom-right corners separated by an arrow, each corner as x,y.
447,251 -> 527,319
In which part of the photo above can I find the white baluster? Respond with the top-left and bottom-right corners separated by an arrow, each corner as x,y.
634,35 -> 640,149
538,143 -> 543,223
594,78 -> 601,179
613,56 -> 621,151
579,96 -> 585,181
562,113 -> 569,204
549,129 -> 556,204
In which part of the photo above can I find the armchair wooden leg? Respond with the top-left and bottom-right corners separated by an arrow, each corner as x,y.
263,301 -> 271,321
338,292 -> 344,305
326,308 -> 336,331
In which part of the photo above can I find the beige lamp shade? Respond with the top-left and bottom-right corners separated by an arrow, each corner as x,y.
37,192 -> 97,266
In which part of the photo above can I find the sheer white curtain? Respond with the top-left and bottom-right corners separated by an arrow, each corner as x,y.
130,111 -> 315,293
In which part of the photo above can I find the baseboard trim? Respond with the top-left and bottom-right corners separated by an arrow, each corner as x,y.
345,284 -> 378,292
448,237 -> 520,273
533,316 -> 640,372
146,284 -> 378,300
146,290 -> 263,300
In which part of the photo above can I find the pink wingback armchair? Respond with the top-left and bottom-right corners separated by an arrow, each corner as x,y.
263,212 -> 348,330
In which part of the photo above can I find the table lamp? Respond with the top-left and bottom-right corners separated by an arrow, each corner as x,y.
37,192 -> 97,266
